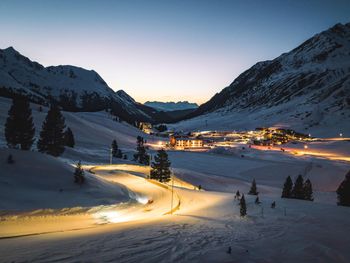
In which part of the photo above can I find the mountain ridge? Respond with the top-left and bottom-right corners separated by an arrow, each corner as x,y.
173,22 -> 350,135
0,47 -> 153,124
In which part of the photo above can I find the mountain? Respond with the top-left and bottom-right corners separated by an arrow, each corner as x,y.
0,47 -> 151,124
144,101 -> 198,112
175,23 -> 350,136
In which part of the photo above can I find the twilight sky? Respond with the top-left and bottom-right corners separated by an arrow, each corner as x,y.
0,0 -> 349,104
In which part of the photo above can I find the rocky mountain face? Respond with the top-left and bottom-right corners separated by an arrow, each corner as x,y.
144,101 -> 198,112
182,23 -> 350,132
0,47 -> 151,124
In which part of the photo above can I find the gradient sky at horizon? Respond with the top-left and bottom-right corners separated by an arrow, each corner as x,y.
0,0 -> 349,104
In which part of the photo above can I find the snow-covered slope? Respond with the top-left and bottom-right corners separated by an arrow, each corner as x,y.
0,148 -> 130,211
0,97 -> 163,163
144,101 -> 198,112
0,47 -> 151,123
175,23 -> 350,136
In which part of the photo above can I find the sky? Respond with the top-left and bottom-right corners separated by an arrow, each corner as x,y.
0,0 -> 349,104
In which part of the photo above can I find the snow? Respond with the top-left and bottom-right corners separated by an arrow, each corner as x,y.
0,97 -> 163,163
170,23 -> 350,138
0,148 -> 130,211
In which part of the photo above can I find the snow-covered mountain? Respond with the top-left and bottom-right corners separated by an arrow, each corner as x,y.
176,23 -> 350,136
144,101 -> 198,112
0,47 -> 151,123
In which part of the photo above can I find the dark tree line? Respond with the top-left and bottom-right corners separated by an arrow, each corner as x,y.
5,97 -> 75,157
281,175 -> 313,201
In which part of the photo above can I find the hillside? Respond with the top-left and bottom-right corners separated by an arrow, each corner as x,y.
0,148 -> 130,211
0,47 -> 153,123
0,97 -> 163,163
175,23 -> 350,136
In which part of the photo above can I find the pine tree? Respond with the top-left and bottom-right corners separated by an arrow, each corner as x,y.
74,161 -> 85,185
133,136 -> 149,165
303,179 -> 314,201
37,105 -> 66,156
292,175 -> 305,199
248,178 -> 258,195
281,176 -> 293,198
111,139 -> 118,157
64,127 -> 75,148
240,194 -> 247,217
336,170 -> 350,206
5,96 -> 35,150
150,149 -> 171,182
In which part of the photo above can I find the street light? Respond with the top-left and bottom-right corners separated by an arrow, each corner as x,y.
110,147 -> 113,165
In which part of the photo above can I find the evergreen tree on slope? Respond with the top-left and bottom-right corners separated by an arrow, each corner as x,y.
292,175 -> 305,200
240,194 -> 247,217
37,105 -> 66,156
248,178 -> 258,195
150,149 -> 171,182
337,170 -> 350,207
303,179 -> 314,201
5,96 -> 35,150
281,176 -> 293,198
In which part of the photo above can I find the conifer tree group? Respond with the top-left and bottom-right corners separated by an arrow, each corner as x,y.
37,105 -> 66,157
281,175 -> 313,201
5,97 -> 35,150
336,170 -> 350,207
150,149 -> 171,182
133,136 -> 149,165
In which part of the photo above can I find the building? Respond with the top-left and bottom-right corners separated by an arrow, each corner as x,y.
139,122 -> 153,134
169,136 -> 204,149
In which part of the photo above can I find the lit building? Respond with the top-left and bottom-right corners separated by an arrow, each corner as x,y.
169,136 -> 204,149
139,122 -> 153,134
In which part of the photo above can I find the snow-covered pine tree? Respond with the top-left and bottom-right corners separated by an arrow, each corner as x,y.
292,175 -> 305,199
281,176 -> 293,198
303,179 -> 314,201
5,96 -> 35,150
248,178 -> 258,195
133,136 -> 149,165
336,170 -> 350,206
37,105 -> 66,156
64,127 -> 75,148
150,149 -> 171,183
74,161 -> 85,185
240,194 -> 247,217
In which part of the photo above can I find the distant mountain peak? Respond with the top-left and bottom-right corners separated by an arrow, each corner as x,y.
144,101 -> 198,112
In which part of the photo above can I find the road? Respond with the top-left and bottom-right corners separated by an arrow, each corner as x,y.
0,164 -> 187,238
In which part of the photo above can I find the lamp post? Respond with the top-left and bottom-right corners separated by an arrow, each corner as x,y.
110,147 -> 112,165
171,173 -> 174,215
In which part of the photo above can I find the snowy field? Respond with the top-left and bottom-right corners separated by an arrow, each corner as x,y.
1,97 -> 350,262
